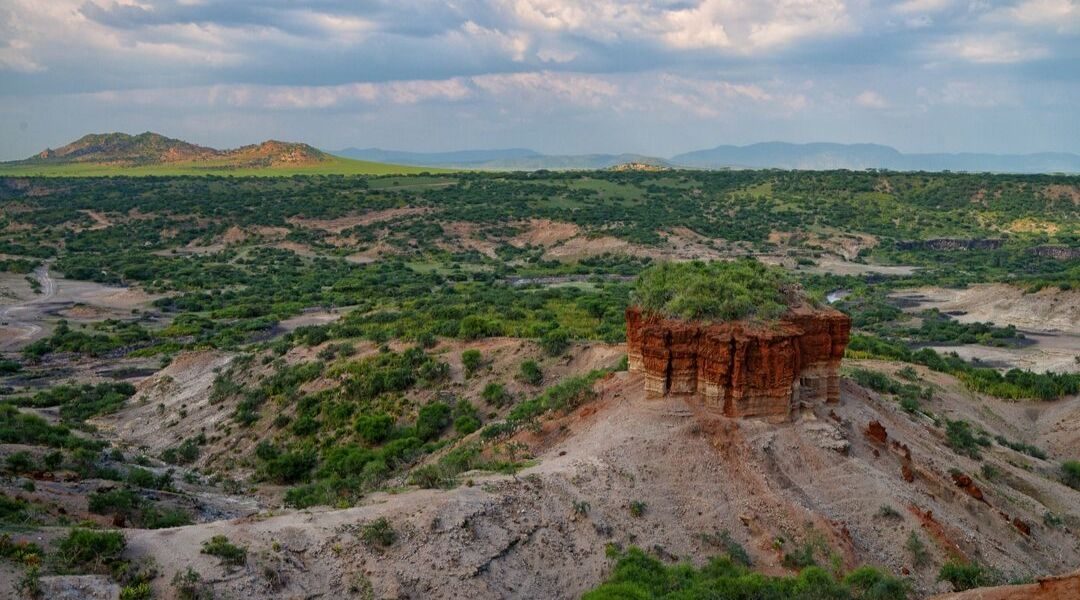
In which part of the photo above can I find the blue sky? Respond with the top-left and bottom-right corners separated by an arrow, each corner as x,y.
1,0 -> 1078,160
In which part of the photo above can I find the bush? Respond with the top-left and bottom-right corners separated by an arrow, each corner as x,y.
584,546 -> 909,599
262,450 -> 317,484
518,360 -> 543,385
5,451 -> 35,474
360,517 -> 396,548
201,535 -> 247,566
1061,460 -> 1080,490
461,349 -> 483,377
120,582 -> 153,600
631,259 -> 792,321
905,532 -> 929,569
453,401 -> 481,431
945,419 -> 982,460
415,402 -> 451,441
938,561 -> 993,591
481,382 -> 512,407
55,528 -> 125,573
355,413 -> 395,444
539,328 -> 570,356
88,488 -> 141,517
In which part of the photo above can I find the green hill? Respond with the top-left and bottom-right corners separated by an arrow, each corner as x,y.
1,132 -> 444,176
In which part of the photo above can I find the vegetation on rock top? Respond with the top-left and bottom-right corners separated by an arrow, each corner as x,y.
632,259 -> 795,322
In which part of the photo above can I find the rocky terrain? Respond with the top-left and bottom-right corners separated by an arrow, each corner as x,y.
21,362 -> 1073,599
626,303 -> 850,419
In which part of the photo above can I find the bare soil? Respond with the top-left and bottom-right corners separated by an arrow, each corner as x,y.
63,363 -> 1080,600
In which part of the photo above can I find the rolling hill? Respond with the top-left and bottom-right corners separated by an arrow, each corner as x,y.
1,132 -> 442,176
337,142 -> 1080,173
672,142 -> 1080,173
335,147 -> 674,170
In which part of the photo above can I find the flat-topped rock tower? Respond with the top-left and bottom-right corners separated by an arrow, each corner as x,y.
626,304 -> 850,421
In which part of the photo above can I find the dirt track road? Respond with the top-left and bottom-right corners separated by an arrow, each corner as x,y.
0,264 -> 54,349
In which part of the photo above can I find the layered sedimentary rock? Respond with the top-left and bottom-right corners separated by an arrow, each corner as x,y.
626,304 -> 850,420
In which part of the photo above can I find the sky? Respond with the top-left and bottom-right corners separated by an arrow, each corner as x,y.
1,0 -> 1078,160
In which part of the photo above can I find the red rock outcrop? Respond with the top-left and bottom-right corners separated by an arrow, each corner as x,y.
626,304 -> 850,420
865,421 -> 888,445
931,571 -> 1080,600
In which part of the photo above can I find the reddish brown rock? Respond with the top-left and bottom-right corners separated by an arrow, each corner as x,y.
951,472 -> 988,504
902,463 -> 915,483
930,572 -> 1080,599
865,421 -> 888,445
1013,517 -> 1032,536
626,304 -> 850,420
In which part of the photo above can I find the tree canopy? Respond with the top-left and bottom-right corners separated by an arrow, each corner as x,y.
631,259 -> 794,322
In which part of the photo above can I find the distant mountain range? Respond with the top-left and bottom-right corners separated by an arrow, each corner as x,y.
338,142 -> 1080,173
5,133 -> 1077,174
335,147 -> 674,170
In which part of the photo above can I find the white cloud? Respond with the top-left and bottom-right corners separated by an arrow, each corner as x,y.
458,21 -> 531,61
497,1 -> 855,53
471,71 -> 619,107
854,90 -> 888,108
928,32 -> 1050,64
892,0 -> 954,14
988,0 -> 1079,33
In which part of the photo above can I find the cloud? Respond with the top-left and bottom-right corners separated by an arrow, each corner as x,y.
892,0 -> 953,14
928,33 -> 1050,64
854,90 -> 888,108
0,0 -> 1077,158
988,0 -> 1079,33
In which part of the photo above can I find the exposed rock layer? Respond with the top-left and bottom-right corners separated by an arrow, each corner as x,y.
626,305 -> 850,420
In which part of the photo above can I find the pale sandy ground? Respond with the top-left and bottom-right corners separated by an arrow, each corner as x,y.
894,284 -> 1080,374
40,360 -> 1078,600
898,285 -> 1080,334
0,266 -> 162,351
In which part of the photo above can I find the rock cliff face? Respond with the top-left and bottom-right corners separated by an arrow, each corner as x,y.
626,304 -> 850,420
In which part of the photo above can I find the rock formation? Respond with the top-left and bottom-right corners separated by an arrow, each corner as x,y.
626,304 -> 850,420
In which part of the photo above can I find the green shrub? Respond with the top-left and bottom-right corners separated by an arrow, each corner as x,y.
141,506 -> 193,529
481,382 -> 512,407
172,567 -> 210,600
905,532 -> 929,569
843,566 -> 910,600
518,360 -> 543,385
5,451 -> 35,473
583,546 -> 909,599
360,518 -> 396,549
945,419 -> 982,459
1061,460 -> 1080,490
355,413 -> 395,444
632,259 -> 792,321
120,582 -> 153,600
461,349 -> 483,377
88,488 -> 141,517
539,328 -> 570,356
415,402 -> 451,441
261,450 -> 317,484
938,561 -> 993,591
201,535 -> 247,566
55,528 -> 125,573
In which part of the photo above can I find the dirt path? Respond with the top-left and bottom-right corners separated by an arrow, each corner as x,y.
0,264 -> 54,348
80,209 -> 113,230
